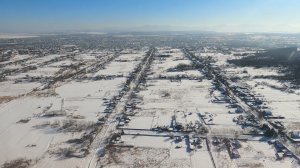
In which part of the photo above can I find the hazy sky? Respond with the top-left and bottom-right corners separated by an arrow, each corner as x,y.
1,0 -> 300,33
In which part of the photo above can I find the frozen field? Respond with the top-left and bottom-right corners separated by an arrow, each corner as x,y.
0,45 -> 299,168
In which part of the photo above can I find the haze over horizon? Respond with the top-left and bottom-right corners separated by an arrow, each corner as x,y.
1,0 -> 300,34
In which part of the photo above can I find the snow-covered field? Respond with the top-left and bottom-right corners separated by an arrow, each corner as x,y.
0,46 -> 299,168
98,135 -> 214,168
0,48 -> 150,167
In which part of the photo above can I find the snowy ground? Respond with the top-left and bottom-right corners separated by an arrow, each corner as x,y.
0,48 -> 149,167
98,135 -> 214,168
0,46 -> 299,168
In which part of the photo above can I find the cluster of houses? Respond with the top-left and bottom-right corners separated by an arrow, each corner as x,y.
158,74 -> 202,82
269,140 -> 294,160
174,135 -> 203,151
149,115 -> 208,134
233,115 -> 260,128
288,131 -> 300,142
230,83 -> 264,108
100,49 -> 155,128
82,74 -> 124,81
212,137 -> 241,159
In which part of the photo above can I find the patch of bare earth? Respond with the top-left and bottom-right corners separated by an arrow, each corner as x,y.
1,158 -> 36,168
98,146 -> 190,168
0,96 -> 17,104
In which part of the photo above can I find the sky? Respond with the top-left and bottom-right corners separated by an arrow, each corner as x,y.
0,0 -> 300,33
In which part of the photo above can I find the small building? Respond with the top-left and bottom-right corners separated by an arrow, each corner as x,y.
96,147 -> 105,157
198,112 -> 206,117
235,106 -> 244,113
212,137 -> 221,145
291,131 -> 300,139
274,141 -> 284,152
231,149 -> 240,158
263,110 -> 272,117
276,152 -> 284,160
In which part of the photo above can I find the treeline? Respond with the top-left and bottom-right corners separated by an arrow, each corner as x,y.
228,47 -> 300,85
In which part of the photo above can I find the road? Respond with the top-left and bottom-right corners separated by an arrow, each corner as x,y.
86,48 -> 155,168
183,48 -> 300,163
